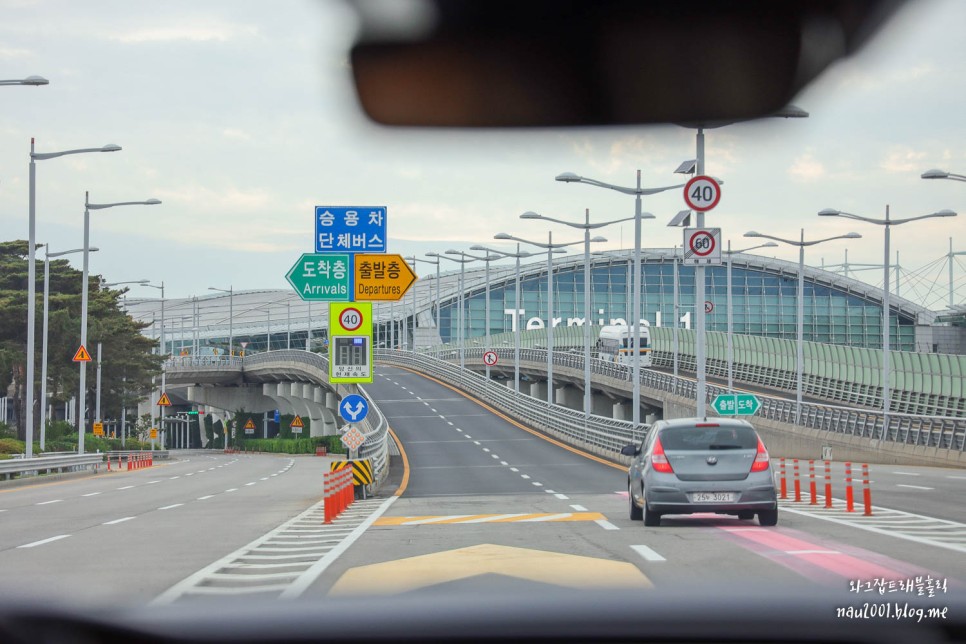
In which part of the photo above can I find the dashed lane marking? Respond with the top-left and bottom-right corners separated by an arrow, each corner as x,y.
374,512 -> 606,526
18,534 -> 70,548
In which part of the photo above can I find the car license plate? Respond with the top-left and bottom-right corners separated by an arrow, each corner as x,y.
691,492 -> 735,503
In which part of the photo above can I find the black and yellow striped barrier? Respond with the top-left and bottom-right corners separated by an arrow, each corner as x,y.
330,458 -> 374,487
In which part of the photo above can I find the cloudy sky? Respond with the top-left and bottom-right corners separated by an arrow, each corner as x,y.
1,0 -> 964,308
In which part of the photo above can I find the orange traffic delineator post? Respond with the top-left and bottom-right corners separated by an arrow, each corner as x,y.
862,463 -> 873,516
824,460 -> 833,508
845,462 -> 855,512
107,455 -> 111,471
324,464 -> 356,524
793,459 -> 802,502
808,460 -> 817,505
779,457 -> 787,500
127,455 -> 132,471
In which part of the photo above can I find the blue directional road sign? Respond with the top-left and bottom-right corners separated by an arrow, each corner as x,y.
315,206 -> 387,254
339,394 -> 369,423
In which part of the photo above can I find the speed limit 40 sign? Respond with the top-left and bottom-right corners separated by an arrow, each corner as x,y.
683,228 -> 722,265
683,175 -> 721,212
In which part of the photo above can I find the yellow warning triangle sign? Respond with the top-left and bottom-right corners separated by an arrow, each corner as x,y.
157,392 -> 172,406
244,418 -> 257,430
290,415 -> 304,428
72,345 -> 92,362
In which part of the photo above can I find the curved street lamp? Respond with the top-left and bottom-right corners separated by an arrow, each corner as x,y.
521,209 -> 637,419
744,229 -> 861,425
723,241 -> 778,393
818,206 -> 956,436
494,230 -> 605,408
0,75 -> 48,86
25,140 -> 121,459
555,169 -> 678,426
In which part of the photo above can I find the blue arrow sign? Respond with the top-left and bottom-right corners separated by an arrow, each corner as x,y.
339,394 -> 369,423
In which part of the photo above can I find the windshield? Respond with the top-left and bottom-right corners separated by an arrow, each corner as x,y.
0,0 -> 964,638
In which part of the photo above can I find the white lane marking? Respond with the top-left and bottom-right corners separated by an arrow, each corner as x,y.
570,504 -> 588,512
532,482 -> 543,487
103,517 -> 135,525
521,474 -> 531,480
170,476 -> 180,479
81,492 -> 101,497
595,520 -> 620,531
271,474 -> 278,477
36,499 -> 62,505
896,484 -> 934,490
455,428 -> 463,432
117,486 -> 135,490
464,436 -> 472,439
225,488 -> 238,493
510,467 -> 519,472
500,461 -> 509,466
545,490 -> 556,494
197,495 -> 215,501
18,534 -> 70,548
473,441 -> 480,445
631,545 -> 666,562
947,476 -> 966,480
185,473 -> 194,477
446,421 -> 454,426
147,480 -> 161,484
555,494 -> 570,500
245,482 -> 257,486
260,477 -> 269,481
482,448 -> 490,453
892,471 -> 920,476
159,504 -> 183,510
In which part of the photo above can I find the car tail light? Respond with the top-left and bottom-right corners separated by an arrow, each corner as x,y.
651,437 -> 674,474
750,437 -> 770,472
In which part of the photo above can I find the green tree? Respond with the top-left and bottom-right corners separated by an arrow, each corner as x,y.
0,240 -> 163,441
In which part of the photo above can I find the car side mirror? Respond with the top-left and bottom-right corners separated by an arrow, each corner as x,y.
620,444 -> 640,457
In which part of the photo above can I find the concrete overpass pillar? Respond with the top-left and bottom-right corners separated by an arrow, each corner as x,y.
530,381 -> 548,401
613,401 -> 632,421
554,384 -> 583,411
591,393 -> 614,417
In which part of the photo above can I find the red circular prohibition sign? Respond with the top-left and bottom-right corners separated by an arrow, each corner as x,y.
688,230 -> 716,257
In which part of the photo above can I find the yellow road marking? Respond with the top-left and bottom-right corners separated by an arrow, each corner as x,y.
374,512 -> 606,526
387,425 -> 410,497
328,543 -> 651,595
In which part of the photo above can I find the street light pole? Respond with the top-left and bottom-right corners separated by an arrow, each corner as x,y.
25,140 -> 120,459
207,286 -> 234,357
723,241 -> 777,392
427,252 -> 474,370
818,206 -> 956,437
0,75 -> 49,86
472,244 -> 543,395
745,228 -> 862,424
77,193 -> 160,455
494,230 -> 603,408
41,247 -> 96,449
519,209 -> 633,418
555,170 -> 682,427
449,249 -> 503,379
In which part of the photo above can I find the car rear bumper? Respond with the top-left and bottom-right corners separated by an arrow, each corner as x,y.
646,485 -> 777,514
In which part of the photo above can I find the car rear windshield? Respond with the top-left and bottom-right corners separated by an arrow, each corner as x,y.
659,425 -> 759,451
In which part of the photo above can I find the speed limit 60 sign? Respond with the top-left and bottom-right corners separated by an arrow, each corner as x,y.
683,175 -> 721,212
683,228 -> 722,265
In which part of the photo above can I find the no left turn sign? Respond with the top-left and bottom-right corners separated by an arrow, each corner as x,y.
683,175 -> 721,212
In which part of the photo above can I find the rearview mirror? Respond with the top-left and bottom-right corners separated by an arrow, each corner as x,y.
620,444 -> 640,457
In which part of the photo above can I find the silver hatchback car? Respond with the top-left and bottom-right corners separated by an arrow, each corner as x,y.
621,418 -> 778,527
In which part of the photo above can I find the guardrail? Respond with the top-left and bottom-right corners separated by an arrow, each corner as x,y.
412,347 -> 966,453
106,450 -> 171,461
0,454 -> 104,481
377,349 -> 644,458
166,350 -> 391,488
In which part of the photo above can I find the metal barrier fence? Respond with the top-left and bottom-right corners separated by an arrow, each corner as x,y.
417,346 -> 966,452
0,454 -> 104,481
164,350 -> 391,488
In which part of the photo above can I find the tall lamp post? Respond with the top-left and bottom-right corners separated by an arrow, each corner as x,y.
413,256 -> 441,332
555,170 -> 682,425
427,252 -> 475,370
744,229 -> 862,424
207,286 -> 234,357
494,230 -> 604,408
98,280 -> 148,438
519,209 -> 635,418
40,246 -> 98,449
76,194 -> 160,455
447,249 -> 503,380
26,141 -> 121,459
142,281 -> 166,449
818,206 -> 956,437
723,241 -> 778,392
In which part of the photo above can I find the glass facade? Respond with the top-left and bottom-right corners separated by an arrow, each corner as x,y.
433,257 -> 916,352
